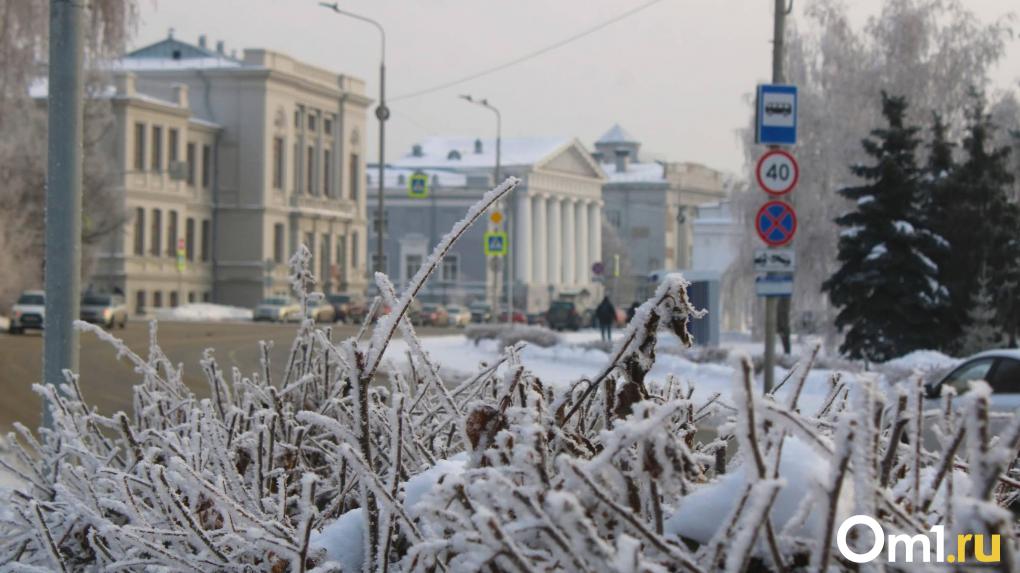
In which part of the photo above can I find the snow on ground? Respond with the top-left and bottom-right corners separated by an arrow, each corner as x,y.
154,303 -> 252,322
383,330 -> 847,413
665,437 -> 844,543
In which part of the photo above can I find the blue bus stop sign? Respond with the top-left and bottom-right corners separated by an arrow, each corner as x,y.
756,84 -> 797,146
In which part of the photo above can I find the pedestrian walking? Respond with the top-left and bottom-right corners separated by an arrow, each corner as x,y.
627,302 -> 639,322
595,296 -> 617,343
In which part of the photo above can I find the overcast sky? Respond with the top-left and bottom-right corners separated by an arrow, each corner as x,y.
132,0 -> 1019,175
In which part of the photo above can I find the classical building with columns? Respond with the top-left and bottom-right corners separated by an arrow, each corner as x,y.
65,33 -> 371,314
594,125 -> 726,300
371,136 -> 606,313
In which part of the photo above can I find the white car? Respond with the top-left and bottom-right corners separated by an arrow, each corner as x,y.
925,349 -> 1020,412
253,297 -> 301,323
446,305 -> 472,327
9,290 -> 45,334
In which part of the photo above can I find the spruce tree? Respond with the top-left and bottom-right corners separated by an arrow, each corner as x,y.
919,112 -> 960,350
823,93 -> 951,361
945,91 -> 1020,348
959,269 -> 1002,355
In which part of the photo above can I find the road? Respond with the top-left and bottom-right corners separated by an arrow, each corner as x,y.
0,321 -> 460,433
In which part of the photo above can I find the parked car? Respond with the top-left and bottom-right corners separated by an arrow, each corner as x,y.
546,300 -> 582,331
527,312 -> 546,326
8,290 -> 45,334
80,292 -> 128,329
469,302 -> 492,324
498,310 -> 528,324
253,297 -> 301,322
421,303 -> 450,327
310,300 -> 336,323
446,305 -> 472,327
326,293 -> 364,323
925,350 -> 1020,411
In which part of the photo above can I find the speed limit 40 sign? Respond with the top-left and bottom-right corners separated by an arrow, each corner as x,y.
755,149 -> 799,196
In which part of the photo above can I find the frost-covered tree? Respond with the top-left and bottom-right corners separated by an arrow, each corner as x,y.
823,93 -> 950,361
729,0 -> 1012,352
0,0 -> 136,308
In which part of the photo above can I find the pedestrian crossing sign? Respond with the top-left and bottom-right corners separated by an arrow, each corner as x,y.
484,231 -> 508,256
408,171 -> 429,198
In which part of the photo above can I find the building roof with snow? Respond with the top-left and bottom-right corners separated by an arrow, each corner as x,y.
391,136 -> 574,170
596,123 -> 638,144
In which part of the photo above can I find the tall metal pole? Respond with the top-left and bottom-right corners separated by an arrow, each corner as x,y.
763,0 -> 787,394
319,3 -> 387,277
43,0 -> 84,427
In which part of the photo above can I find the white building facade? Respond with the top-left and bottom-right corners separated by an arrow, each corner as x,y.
371,136 -> 606,313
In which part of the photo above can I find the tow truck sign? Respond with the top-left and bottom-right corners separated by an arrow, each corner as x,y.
753,248 -> 795,272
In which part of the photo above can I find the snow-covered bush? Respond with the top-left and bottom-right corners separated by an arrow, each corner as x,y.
464,323 -> 561,349
4,176 -> 1020,571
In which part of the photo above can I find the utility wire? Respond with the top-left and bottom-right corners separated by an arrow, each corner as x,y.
390,0 -> 671,102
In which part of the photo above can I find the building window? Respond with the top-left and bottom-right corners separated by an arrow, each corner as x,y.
150,209 -> 162,256
323,149 -> 331,196
185,217 -> 195,261
273,137 -> 285,190
186,143 -> 196,185
201,219 -> 210,262
153,291 -> 163,308
607,210 -> 622,228
293,143 -> 301,192
442,256 -> 459,282
324,117 -> 333,134
201,144 -> 211,188
273,223 -> 285,263
167,210 -> 178,258
151,126 -> 163,171
203,291 -> 211,302
169,128 -> 179,164
294,107 -> 302,129
336,236 -> 347,278
135,291 -> 146,315
350,154 -> 360,200
188,291 -> 196,303
306,146 -> 315,194
133,122 -> 146,171
351,232 -> 359,269
321,234 -> 331,289
404,255 -> 422,283
133,208 -> 145,256
169,291 -> 179,308
307,112 -> 317,132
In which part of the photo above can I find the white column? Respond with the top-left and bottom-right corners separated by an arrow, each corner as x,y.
515,193 -> 532,284
533,195 -> 548,283
548,198 -> 562,285
576,200 -> 588,284
562,198 -> 575,285
589,202 -> 600,269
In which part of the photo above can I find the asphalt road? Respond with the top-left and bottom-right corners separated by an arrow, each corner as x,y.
0,321 -> 459,433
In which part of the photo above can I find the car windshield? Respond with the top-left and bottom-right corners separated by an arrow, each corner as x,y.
328,295 -> 350,303
16,294 -> 44,305
550,302 -> 573,311
261,298 -> 289,306
447,306 -> 463,312
422,304 -> 439,311
943,358 -> 995,395
82,294 -> 111,306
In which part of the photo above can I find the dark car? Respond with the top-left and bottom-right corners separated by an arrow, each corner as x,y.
326,293 -> 362,323
80,293 -> 128,329
546,301 -> 582,331
469,302 -> 492,324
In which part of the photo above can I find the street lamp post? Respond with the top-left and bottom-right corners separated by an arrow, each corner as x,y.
459,95 -> 510,325
320,2 -> 388,278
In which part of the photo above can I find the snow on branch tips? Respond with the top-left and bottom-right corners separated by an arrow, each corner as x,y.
4,175 -> 1020,570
